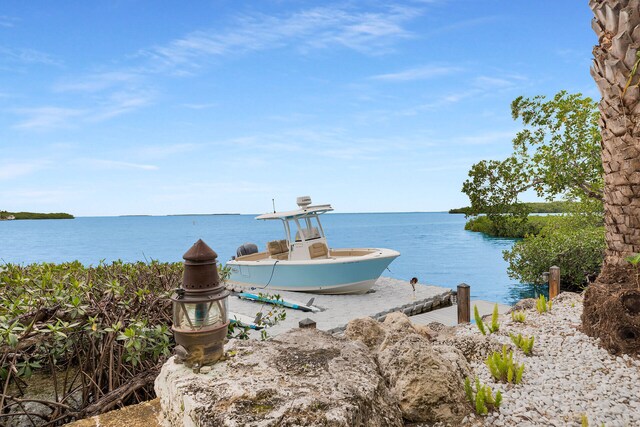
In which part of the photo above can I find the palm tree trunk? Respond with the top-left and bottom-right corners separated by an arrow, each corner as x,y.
590,0 -> 640,282
583,0 -> 640,356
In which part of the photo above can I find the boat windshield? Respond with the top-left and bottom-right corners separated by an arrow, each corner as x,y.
291,214 -> 325,242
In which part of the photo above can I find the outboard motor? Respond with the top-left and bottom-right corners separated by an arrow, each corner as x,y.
236,243 -> 258,257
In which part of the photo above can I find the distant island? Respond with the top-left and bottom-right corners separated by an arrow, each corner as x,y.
0,211 -> 74,220
448,201 -> 573,215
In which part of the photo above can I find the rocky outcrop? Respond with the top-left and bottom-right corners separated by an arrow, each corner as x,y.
436,333 -> 508,362
155,328 -> 403,427
345,312 -> 471,425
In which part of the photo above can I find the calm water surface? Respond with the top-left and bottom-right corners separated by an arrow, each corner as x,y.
0,213 -> 545,304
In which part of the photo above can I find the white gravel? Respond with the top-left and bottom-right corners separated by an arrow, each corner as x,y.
455,292 -> 640,427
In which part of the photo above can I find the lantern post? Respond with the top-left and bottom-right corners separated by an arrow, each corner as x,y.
171,239 -> 229,371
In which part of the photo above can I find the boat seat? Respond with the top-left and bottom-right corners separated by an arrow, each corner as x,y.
267,240 -> 289,258
308,242 -> 328,259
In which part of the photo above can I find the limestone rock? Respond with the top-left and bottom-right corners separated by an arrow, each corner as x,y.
553,291 -> 583,304
436,334 -> 508,363
509,298 -> 537,313
344,316 -> 385,350
155,328 -> 403,427
376,334 -> 470,424
413,323 -> 436,340
426,321 -> 450,332
344,313 -> 471,425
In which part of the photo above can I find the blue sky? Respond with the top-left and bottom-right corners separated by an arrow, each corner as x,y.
1,1 -> 597,216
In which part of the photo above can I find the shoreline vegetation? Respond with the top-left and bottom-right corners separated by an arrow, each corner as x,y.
0,260 -> 283,425
0,211 -> 74,220
448,201 -> 573,215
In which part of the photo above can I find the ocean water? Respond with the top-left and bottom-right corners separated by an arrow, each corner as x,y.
0,212 -> 546,304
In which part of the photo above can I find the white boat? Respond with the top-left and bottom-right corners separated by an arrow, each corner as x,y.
225,196 -> 400,294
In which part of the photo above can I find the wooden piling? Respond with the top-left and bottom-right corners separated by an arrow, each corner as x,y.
549,266 -> 560,300
457,283 -> 470,324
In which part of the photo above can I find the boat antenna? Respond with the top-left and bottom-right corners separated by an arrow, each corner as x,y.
272,198 -> 276,213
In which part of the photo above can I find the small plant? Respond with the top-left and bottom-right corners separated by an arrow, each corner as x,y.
464,377 -> 502,415
536,294 -> 552,313
486,345 -> 525,384
510,333 -> 535,356
511,310 -> 526,323
625,253 -> 640,289
474,304 -> 500,335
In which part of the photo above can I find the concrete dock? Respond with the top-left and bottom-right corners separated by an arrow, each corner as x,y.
227,277 -> 453,336
409,299 -> 511,327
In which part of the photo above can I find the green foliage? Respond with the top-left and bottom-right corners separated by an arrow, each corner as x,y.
503,211 -> 605,290
0,210 -> 74,220
450,201 -> 575,215
486,345 -> 525,384
474,305 -> 486,335
464,215 -> 552,238
510,333 -> 535,356
464,377 -> 502,415
490,304 -> 499,333
536,294 -> 552,313
0,260 -> 285,423
462,92 -> 602,221
218,263 -> 232,282
581,413 -> 589,427
511,310 -> 526,323
474,304 -> 500,335
624,253 -> 640,289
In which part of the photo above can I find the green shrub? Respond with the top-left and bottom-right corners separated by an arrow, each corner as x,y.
465,215 -> 551,238
486,345 -> 525,384
510,333 -> 535,355
474,304 -> 500,335
536,294 -> 552,313
503,214 -> 604,290
511,310 -> 526,323
0,261 -> 283,425
464,377 -> 502,415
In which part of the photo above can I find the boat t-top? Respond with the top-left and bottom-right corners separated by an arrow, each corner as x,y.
225,196 -> 400,294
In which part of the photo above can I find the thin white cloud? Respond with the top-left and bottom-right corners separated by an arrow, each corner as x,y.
0,161 -> 46,180
371,65 -> 462,81
84,159 -> 159,171
54,71 -> 141,93
0,46 -> 61,67
12,107 -> 86,130
180,103 -> 217,110
474,76 -> 515,89
89,92 -> 153,122
141,5 -> 421,70
0,15 -> 19,28
12,91 -> 154,130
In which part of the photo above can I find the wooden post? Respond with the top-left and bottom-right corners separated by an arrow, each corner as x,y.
549,266 -> 560,300
457,283 -> 470,324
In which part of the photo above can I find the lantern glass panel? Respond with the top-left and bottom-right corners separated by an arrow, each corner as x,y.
173,298 -> 228,331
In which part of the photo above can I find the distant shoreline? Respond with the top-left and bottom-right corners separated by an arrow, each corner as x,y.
0,211 -> 74,220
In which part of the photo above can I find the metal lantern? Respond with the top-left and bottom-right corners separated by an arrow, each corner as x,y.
171,239 -> 229,370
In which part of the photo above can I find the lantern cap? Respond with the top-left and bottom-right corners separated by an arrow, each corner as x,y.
183,239 -> 218,263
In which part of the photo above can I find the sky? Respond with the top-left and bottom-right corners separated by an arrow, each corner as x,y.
1,1 -> 598,216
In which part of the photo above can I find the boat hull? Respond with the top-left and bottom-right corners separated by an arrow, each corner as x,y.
226,248 -> 399,294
